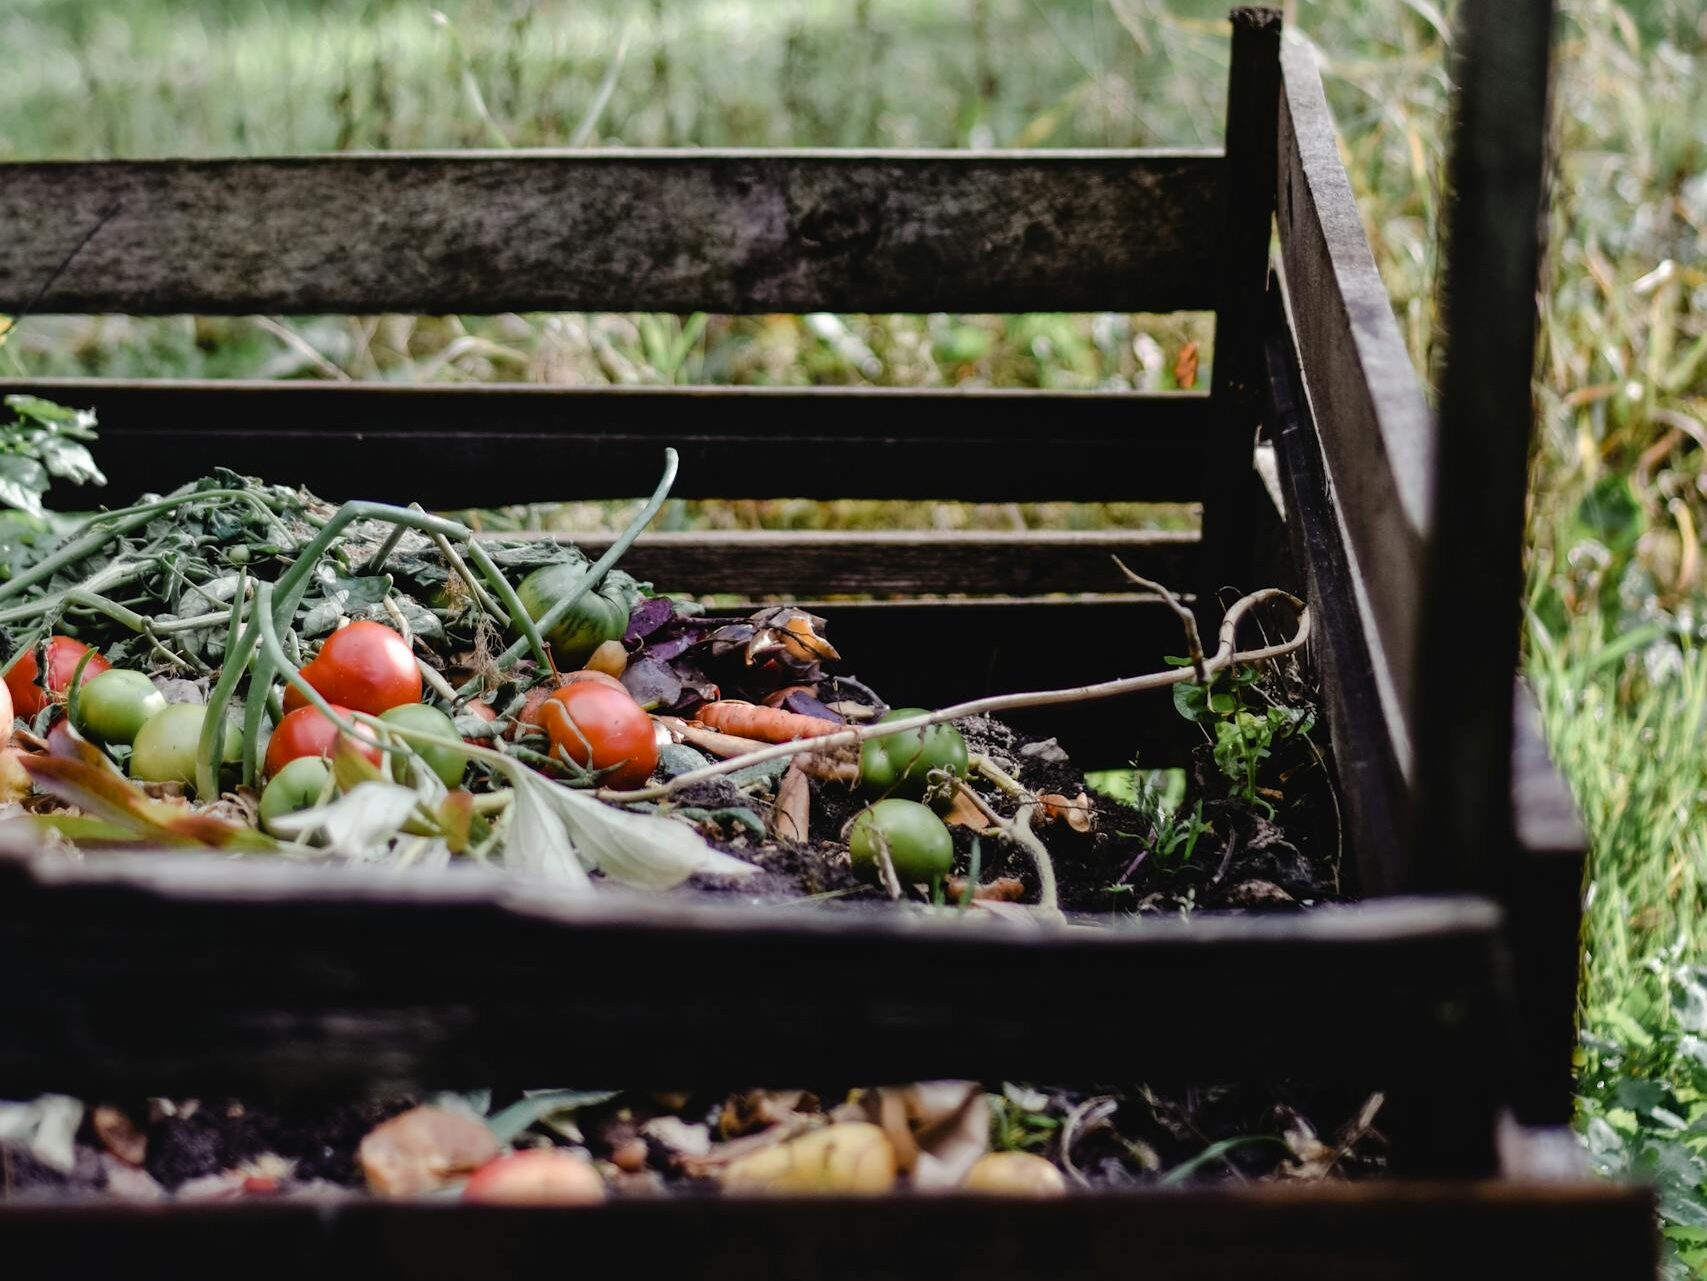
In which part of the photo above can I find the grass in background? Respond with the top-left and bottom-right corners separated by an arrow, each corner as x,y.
1,0 -> 1705,1263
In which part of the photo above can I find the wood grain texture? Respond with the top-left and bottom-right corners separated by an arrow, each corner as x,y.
1264,293 -> 1410,897
0,150 -> 1223,315
0,379 -> 1212,505
0,1182 -> 1657,1281
0,840 -> 1510,1097
541,528 -> 1199,597
1277,43 -> 1435,779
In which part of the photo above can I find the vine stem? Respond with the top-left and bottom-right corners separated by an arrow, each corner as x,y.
452,447 -> 680,697
971,756 -> 1058,915
596,588 -> 1310,804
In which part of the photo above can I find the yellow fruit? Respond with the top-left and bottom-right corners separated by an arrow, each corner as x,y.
962,1151 -> 1068,1197
722,1122 -> 897,1195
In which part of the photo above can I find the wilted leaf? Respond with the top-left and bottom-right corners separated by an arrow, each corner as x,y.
21,755 -> 278,850
267,781 -> 421,858
518,773 -> 757,890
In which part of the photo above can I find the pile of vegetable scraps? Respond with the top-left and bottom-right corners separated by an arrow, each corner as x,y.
0,1081 -> 1389,1203
0,418 -> 1336,915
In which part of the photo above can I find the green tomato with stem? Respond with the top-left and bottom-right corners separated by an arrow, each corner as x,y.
130,702 -> 240,793
259,756 -> 335,834
858,709 -> 968,807
74,669 -> 166,745
380,703 -> 469,788
849,799 -> 955,888
515,563 -> 634,668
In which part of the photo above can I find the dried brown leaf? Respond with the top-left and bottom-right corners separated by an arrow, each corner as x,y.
771,762 -> 810,843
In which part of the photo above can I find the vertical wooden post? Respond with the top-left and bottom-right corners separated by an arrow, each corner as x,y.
1412,1 -> 1565,1123
1200,8 -> 1282,621
1411,0 -> 1556,892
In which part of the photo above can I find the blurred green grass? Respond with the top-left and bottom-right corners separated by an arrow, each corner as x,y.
2,0 -> 1705,1263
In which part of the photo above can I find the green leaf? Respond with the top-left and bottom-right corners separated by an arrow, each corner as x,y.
0,454 -> 49,518
486,1089 -> 619,1144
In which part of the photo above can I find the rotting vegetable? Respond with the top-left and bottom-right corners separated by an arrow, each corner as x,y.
0,409 -> 1327,918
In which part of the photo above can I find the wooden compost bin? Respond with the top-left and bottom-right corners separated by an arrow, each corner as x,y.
0,5 -> 1659,1277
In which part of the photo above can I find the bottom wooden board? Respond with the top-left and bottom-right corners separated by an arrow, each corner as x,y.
0,1181 -> 1655,1281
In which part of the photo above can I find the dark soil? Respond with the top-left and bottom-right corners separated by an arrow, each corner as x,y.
684,691 -> 1342,918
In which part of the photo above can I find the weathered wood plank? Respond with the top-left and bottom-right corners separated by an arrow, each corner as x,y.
1411,3 -> 1557,890
1264,291 -> 1410,897
0,150 -> 1223,315
1505,688 -> 1587,1127
1199,7 -> 1282,614
1276,42 -> 1434,780
0,1182 -> 1658,1281
515,529 -> 1198,598
0,841 -> 1510,1095
0,379 -> 1212,505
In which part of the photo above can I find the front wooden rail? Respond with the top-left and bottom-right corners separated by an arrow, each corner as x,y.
0,150 -> 1222,316
0,838 -> 1512,1096
0,1183 -> 1658,1281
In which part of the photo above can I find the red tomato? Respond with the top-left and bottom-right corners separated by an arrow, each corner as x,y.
0,674 -> 11,749
5,636 -> 112,719
264,703 -> 383,778
540,682 -> 659,789
283,621 -> 421,717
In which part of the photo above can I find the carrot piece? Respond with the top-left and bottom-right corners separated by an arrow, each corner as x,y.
697,700 -> 841,743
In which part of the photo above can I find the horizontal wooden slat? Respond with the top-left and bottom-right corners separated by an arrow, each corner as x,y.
535,529 -> 1198,598
1277,45 -> 1434,779
0,836 -> 1510,1095
0,1182 -> 1657,1281
2,379 -> 1212,505
0,150 -> 1223,315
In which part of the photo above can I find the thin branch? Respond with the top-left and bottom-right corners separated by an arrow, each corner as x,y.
596,588 -> 1309,804
1112,554 -> 1207,685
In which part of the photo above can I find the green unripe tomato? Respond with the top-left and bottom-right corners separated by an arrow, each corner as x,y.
74,669 -> 166,745
858,709 -> 969,806
849,799 -> 955,888
381,703 -> 468,788
130,702 -> 240,792
515,563 -> 633,668
259,756 -> 334,834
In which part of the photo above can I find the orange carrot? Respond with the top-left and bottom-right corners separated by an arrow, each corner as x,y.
697,700 -> 841,743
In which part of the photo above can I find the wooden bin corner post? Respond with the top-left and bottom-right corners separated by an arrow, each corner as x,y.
1411,0 -> 1571,1125
1199,6 -> 1282,619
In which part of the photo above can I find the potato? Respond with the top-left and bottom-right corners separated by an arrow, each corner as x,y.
962,1151 -> 1068,1197
722,1122 -> 897,1195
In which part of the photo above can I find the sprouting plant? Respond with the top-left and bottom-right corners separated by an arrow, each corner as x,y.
1121,768 -> 1212,865
1172,662 -> 1314,814
988,1087 -> 1060,1154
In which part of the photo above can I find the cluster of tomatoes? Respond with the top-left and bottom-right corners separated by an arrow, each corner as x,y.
2,618 -> 664,834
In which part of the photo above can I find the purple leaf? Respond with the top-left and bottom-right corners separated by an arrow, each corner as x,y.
623,596 -> 679,644
621,656 -> 683,710
780,691 -> 844,724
